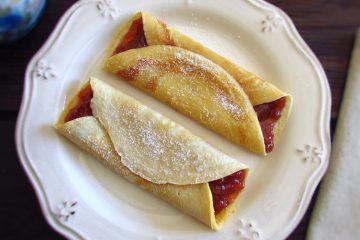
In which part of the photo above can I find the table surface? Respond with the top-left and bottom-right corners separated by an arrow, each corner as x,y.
1,0 -> 359,239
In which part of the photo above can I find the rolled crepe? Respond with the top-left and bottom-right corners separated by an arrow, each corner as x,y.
103,12 -> 292,155
106,45 -> 264,154
56,77 -> 248,230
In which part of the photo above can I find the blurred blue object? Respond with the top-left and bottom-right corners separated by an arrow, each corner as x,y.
0,0 -> 46,44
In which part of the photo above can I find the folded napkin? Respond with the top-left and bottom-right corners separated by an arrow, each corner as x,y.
307,29 -> 360,239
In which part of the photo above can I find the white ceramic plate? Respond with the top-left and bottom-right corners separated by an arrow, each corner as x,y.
16,0 -> 331,239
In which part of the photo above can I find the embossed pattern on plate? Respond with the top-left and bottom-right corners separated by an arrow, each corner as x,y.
16,0 -> 331,239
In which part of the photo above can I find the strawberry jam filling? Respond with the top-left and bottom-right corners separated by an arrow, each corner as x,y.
254,97 -> 286,153
64,84 -> 93,122
209,170 -> 246,215
113,18 -> 148,55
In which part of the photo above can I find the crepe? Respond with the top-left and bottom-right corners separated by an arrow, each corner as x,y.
56,77 -> 248,230
103,12 -> 292,155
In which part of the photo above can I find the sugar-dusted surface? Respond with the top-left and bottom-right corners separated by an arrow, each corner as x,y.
90,78 -> 247,185
107,45 -> 265,154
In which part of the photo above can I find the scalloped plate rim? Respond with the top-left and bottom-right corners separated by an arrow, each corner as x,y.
15,0 -> 331,239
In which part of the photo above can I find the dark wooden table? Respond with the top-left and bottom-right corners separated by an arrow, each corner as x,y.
1,1 -> 359,239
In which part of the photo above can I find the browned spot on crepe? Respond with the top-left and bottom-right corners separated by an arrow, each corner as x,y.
158,20 -> 175,46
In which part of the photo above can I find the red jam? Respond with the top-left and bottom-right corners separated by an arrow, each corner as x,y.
254,97 -> 286,153
209,170 -> 246,215
113,18 -> 148,55
64,85 -> 93,122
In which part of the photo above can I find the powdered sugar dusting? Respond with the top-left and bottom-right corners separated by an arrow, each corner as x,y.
139,126 -> 164,156
110,46 -> 258,149
90,78 -> 246,185
113,104 -> 217,182
216,92 -> 243,120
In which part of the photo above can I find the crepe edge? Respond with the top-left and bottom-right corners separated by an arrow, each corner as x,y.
55,91 -> 248,230
273,94 -> 293,147
103,46 -> 266,155
90,77 -> 248,184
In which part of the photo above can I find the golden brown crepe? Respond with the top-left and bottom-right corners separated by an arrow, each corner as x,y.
56,77 -> 248,230
105,45 -> 265,154
103,12 -> 292,155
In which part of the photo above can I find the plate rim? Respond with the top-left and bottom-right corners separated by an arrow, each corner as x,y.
15,0 -> 331,239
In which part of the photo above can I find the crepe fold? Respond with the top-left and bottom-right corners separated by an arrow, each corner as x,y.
56,77 -> 248,230
103,12 -> 292,155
